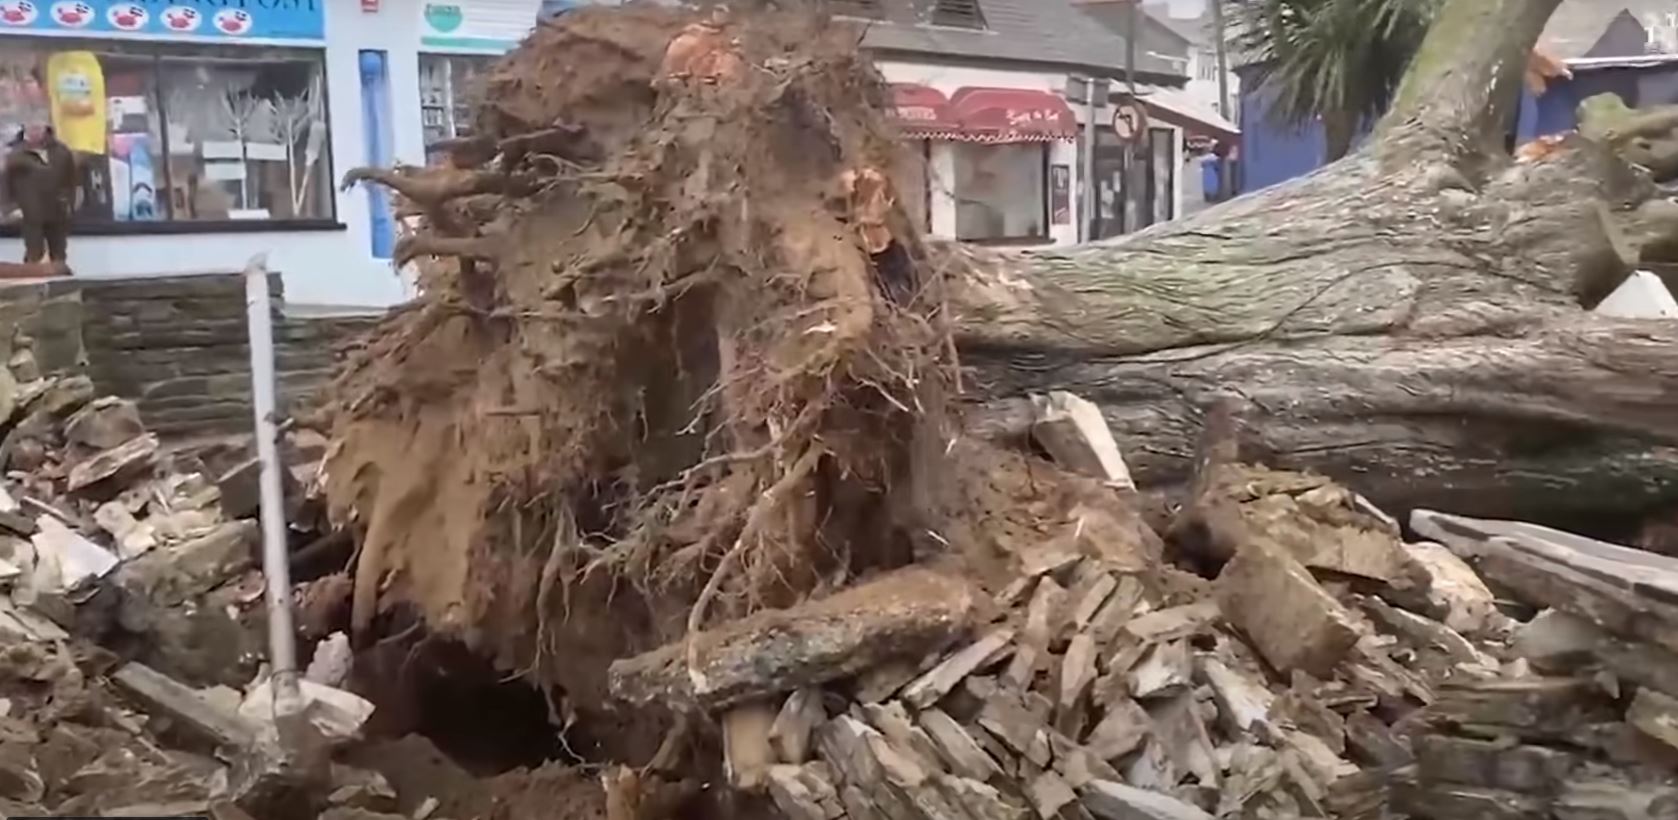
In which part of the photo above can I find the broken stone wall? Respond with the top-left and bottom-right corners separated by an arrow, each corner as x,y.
5,273 -> 380,439
0,278 -> 85,379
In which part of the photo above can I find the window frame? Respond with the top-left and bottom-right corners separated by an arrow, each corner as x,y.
950,140 -> 1052,246
418,51 -> 497,163
0,34 -> 340,236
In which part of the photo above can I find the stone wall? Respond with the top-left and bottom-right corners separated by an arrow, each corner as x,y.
1,273 -> 380,439
0,277 -> 86,379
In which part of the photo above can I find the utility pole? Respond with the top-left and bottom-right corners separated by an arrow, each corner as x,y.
1123,0 -> 1139,233
1208,0 -> 1233,199
1209,0 -> 1231,120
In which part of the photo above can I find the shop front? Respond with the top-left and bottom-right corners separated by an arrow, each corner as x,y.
413,0 -> 534,162
886,79 -> 1080,247
0,0 -> 418,306
0,1 -> 331,228
413,1 -> 622,161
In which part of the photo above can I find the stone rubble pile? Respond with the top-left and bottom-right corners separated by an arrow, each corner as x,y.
0,372 -> 397,818
604,396 -> 1678,820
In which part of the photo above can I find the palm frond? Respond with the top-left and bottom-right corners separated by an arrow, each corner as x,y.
1230,0 -> 1438,133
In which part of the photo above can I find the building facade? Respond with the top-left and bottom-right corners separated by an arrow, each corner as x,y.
0,0 -> 1222,308
0,0 -> 567,308
865,0 -> 1239,246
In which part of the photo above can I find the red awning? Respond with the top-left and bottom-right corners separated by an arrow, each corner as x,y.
947,87 -> 1078,143
889,84 -> 962,138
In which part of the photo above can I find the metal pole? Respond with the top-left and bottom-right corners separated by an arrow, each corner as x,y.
1209,0 -> 1234,199
1124,0 -> 1138,99
1081,76 -> 1100,242
244,254 -> 303,718
1209,0 -> 1231,120
1124,0 -> 1140,230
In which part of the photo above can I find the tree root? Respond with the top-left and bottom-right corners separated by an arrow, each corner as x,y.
340,165 -> 533,207
683,446 -> 825,693
392,233 -> 505,268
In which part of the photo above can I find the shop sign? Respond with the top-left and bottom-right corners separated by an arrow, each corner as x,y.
420,0 -> 621,52
0,0 -> 324,42
420,0 -> 537,52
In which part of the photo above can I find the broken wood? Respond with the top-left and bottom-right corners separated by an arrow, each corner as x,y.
1030,392 -> 1135,489
609,569 -> 978,709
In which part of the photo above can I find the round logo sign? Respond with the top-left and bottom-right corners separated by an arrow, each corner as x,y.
423,2 -> 464,33
160,5 -> 201,32
107,2 -> 147,30
49,1 -> 92,27
0,1 -> 39,26
212,8 -> 252,35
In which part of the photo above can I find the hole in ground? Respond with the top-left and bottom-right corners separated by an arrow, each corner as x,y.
352,628 -> 574,775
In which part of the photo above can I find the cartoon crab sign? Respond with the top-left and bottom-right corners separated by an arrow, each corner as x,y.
106,2 -> 146,30
160,5 -> 200,32
212,8 -> 252,35
0,0 -> 38,26
49,0 -> 89,26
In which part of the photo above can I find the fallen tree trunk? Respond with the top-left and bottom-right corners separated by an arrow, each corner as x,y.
947,0 -> 1678,523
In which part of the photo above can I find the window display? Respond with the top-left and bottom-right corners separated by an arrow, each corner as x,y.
951,142 -> 1047,242
419,53 -> 491,162
0,39 -> 330,226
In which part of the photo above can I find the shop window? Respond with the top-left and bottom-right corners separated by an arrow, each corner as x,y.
0,39 -> 331,226
951,142 -> 1048,242
419,53 -> 494,162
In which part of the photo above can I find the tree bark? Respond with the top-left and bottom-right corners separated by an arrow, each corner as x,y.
950,0 -> 1678,524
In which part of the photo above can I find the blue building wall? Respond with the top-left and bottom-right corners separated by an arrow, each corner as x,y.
1236,61 -> 1678,195
1516,67 -> 1662,144
1233,64 -> 1371,193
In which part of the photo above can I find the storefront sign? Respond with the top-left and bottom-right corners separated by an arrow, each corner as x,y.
420,0 -> 536,52
0,0 -> 324,42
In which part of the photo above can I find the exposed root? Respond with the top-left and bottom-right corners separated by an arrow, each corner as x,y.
340,165 -> 534,207
392,233 -> 505,268
683,446 -> 825,692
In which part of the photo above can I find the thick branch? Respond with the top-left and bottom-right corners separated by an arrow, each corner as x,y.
394,234 -> 505,268
341,166 -> 532,207
1378,0 -> 1563,167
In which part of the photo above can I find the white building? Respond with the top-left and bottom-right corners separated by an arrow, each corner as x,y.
0,0 -> 1222,309
861,0 -> 1237,244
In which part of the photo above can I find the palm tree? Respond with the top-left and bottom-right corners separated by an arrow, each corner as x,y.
1231,0 -> 1437,161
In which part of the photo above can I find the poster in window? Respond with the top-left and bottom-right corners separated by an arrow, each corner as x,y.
1050,164 -> 1070,226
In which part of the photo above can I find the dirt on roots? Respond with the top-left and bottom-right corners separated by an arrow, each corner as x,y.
325,3 -> 980,767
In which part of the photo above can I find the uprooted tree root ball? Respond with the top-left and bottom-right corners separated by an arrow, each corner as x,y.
327,5 -> 959,753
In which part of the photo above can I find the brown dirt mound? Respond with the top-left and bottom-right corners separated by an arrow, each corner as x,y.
328,3 -> 957,755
